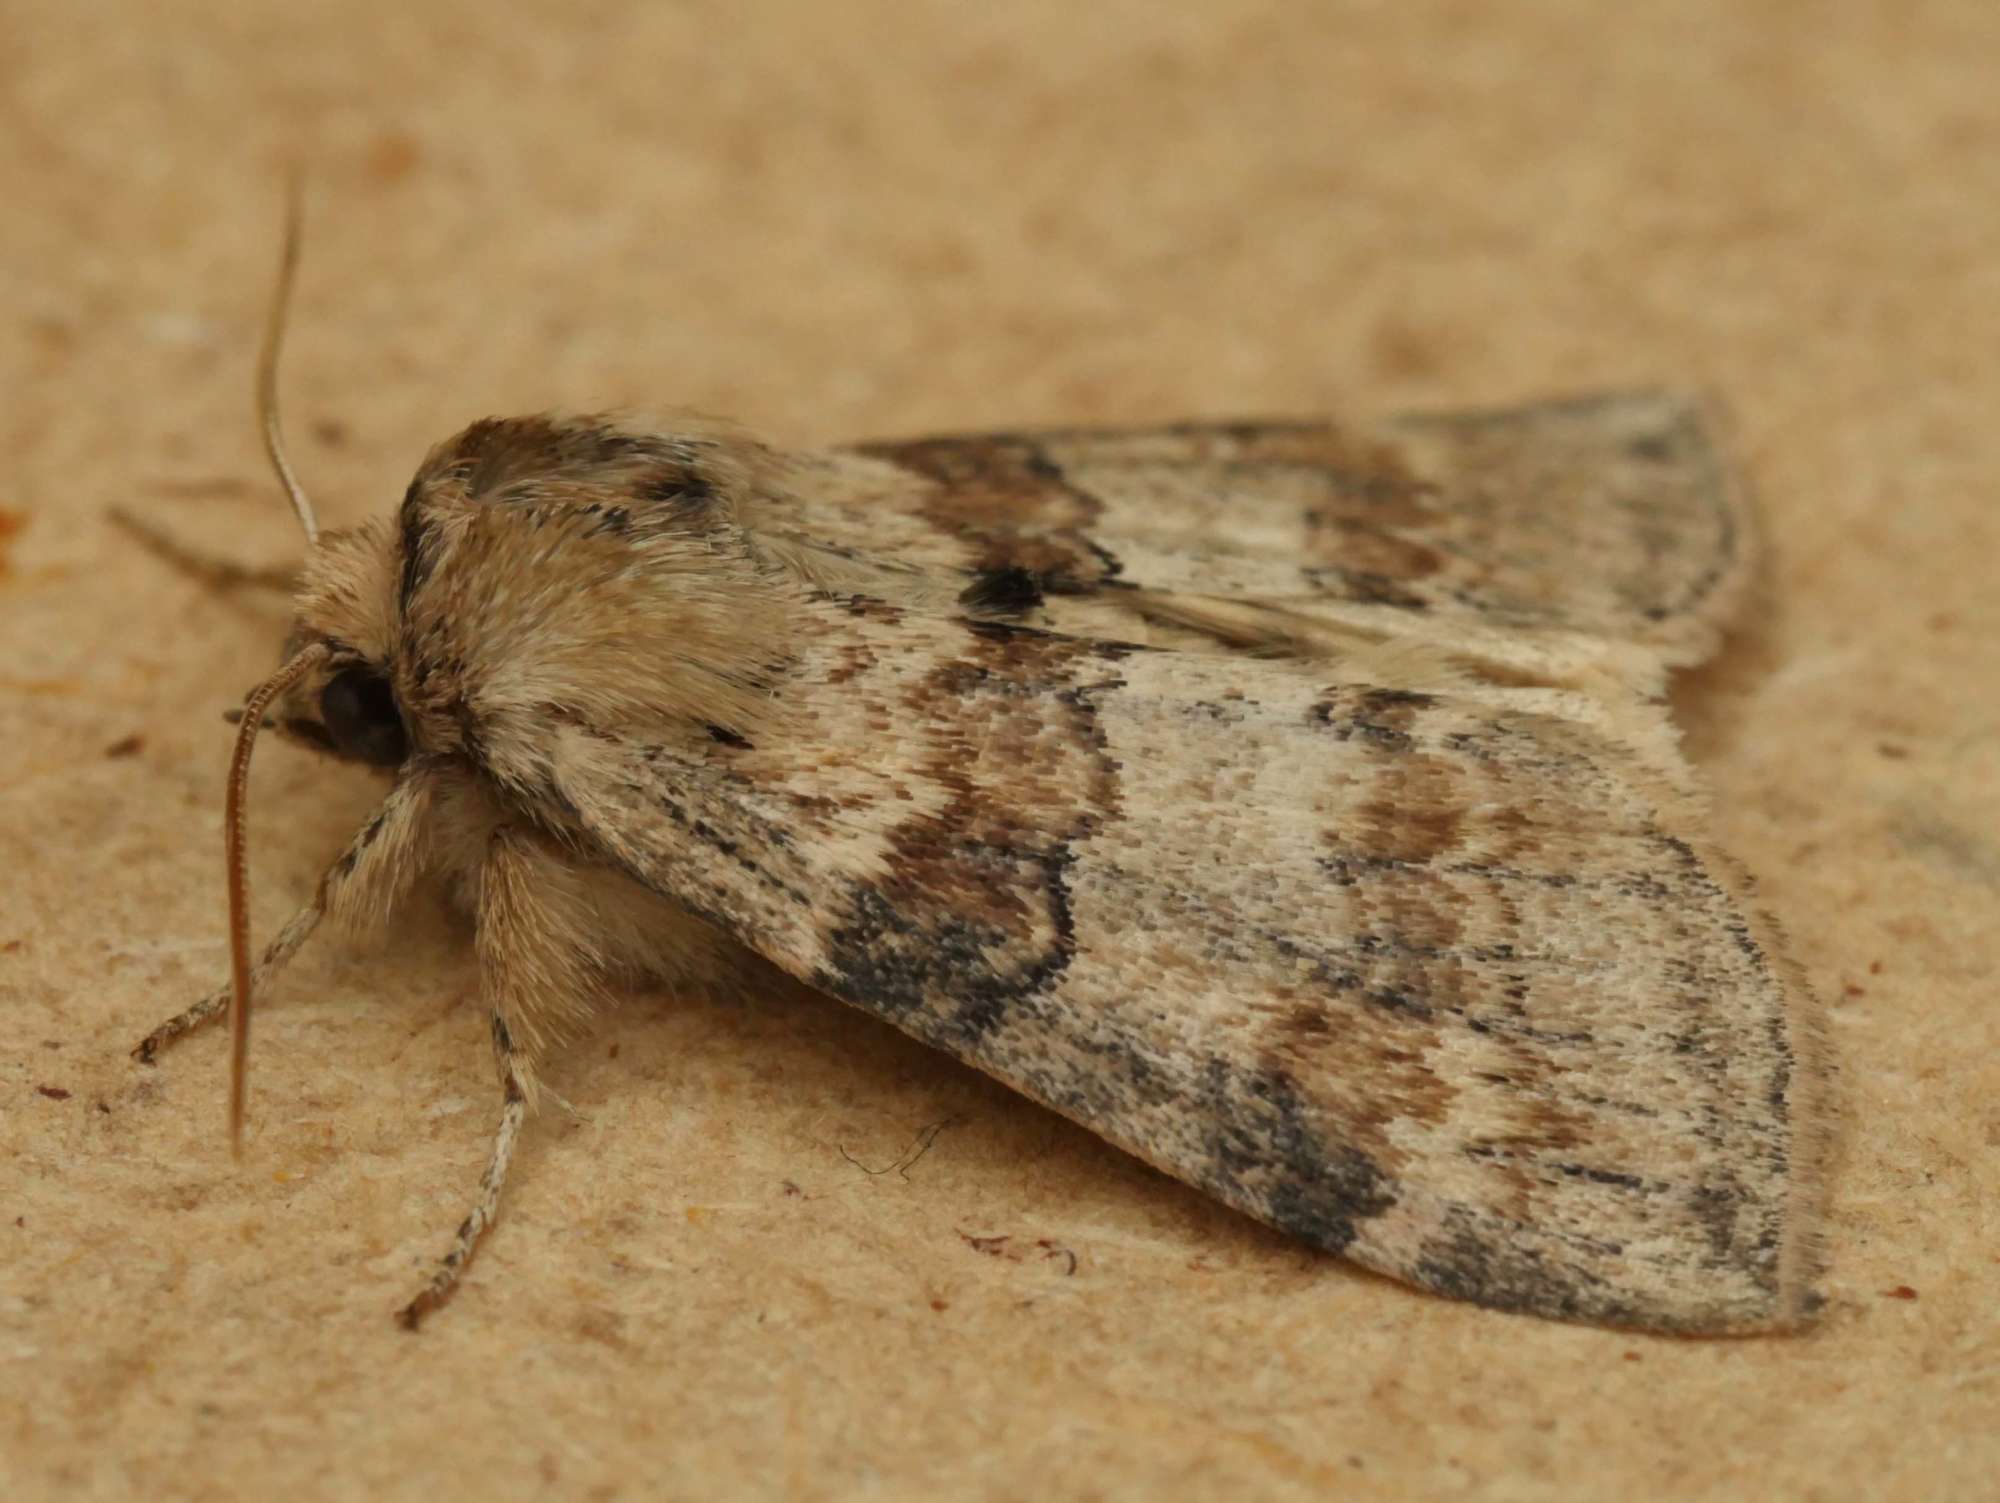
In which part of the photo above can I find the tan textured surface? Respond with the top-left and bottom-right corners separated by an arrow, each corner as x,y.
3,2 -> 1995,1498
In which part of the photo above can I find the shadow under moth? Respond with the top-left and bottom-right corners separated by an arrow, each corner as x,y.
132,202 -> 1827,1334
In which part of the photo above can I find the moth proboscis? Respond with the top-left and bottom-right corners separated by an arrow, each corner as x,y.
131,193 -> 1828,1334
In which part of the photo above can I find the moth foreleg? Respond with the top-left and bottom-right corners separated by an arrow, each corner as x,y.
131,903 -> 321,1062
130,769 -> 436,1062
395,827 -> 607,1328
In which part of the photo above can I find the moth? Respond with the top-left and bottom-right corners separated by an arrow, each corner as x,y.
133,199 -> 1826,1333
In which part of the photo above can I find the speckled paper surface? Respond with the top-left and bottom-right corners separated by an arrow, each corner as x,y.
3,3 -> 1996,1498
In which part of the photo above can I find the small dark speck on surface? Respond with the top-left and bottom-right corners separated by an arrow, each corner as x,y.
35,1085 -> 71,1101
104,734 -> 144,758
1895,810 -> 2000,887
1883,1285 -> 1919,1301
838,1117 -> 956,1179
0,508 -> 24,572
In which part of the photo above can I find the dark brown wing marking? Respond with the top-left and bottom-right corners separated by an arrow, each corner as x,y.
849,433 -> 1131,592
842,392 -> 1749,665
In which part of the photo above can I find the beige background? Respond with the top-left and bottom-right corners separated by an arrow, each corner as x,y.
4,2 -> 1997,1498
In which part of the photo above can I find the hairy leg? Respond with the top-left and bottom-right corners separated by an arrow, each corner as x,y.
396,1023 -> 528,1330
131,769 -> 437,1061
132,905 -> 321,1063
396,825 -> 610,1328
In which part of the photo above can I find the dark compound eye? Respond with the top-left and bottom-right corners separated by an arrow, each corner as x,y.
319,666 -> 409,768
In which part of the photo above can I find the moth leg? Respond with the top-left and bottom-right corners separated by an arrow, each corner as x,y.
395,827 -> 605,1329
395,1023 -> 528,1331
109,506 -> 299,594
131,905 -> 321,1063
130,770 -> 436,1062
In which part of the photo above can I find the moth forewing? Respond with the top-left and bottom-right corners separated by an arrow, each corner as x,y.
546,602 -> 1823,1332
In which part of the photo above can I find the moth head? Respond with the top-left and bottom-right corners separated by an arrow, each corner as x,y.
248,522 -> 408,768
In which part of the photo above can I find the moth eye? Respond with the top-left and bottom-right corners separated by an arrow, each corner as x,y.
319,666 -> 409,768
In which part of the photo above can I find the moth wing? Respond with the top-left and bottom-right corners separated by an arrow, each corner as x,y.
794,391 -> 1748,669
546,609 -> 1821,1332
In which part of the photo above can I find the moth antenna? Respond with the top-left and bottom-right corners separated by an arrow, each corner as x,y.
258,174 -> 320,546
226,641 -> 330,1151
